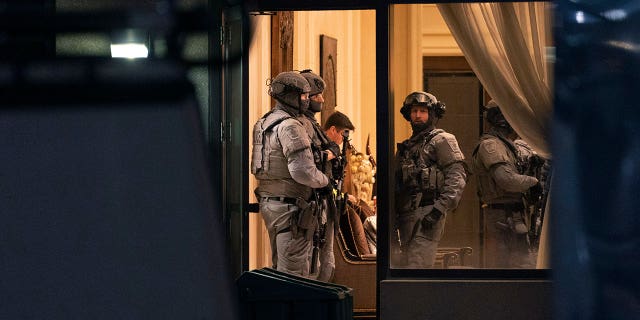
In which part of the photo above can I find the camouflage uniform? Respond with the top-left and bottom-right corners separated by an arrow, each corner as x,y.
251,72 -> 330,277
395,127 -> 467,268
472,129 -> 539,268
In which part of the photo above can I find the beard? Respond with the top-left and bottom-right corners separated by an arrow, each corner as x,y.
411,121 -> 432,134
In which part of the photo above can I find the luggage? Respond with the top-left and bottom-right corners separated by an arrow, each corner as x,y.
237,268 -> 353,320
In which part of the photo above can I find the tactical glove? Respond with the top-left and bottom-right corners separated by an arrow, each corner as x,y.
529,154 -> 545,169
421,208 -> 443,230
528,182 -> 543,200
325,141 -> 341,160
317,184 -> 334,196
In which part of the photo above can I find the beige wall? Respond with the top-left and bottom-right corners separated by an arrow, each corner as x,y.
248,15 -> 272,270
293,10 -> 377,155
391,4 -> 463,142
390,4 -> 424,141
248,10 -> 378,270
421,4 -> 463,57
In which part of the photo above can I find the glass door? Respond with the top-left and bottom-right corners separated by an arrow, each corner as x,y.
222,5 -> 249,277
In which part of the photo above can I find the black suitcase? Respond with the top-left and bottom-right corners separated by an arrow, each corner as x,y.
237,268 -> 353,320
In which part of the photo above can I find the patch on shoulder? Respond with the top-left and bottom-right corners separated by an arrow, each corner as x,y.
280,119 -> 303,140
484,140 -> 498,154
448,139 -> 462,154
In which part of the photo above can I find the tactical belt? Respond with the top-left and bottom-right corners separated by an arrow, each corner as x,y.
261,197 -> 298,205
277,226 -> 291,235
486,202 -> 525,211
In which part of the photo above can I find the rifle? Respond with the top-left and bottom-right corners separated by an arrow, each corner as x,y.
310,125 -> 343,275
527,160 -> 552,250
310,197 -> 326,275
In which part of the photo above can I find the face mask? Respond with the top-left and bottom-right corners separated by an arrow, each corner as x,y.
299,97 -> 310,113
309,100 -> 323,113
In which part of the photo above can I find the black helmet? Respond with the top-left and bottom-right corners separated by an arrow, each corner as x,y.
484,100 -> 511,129
300,69 -> 326,113
268,71 -> 311,111
400,91 -> 446,121
300,69 -> 325,96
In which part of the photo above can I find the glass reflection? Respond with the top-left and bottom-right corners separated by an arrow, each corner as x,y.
390,2 -> 553,269
576,11 -> 585,23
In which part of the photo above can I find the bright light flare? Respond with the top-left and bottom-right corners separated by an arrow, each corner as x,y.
110,43 -> 149,59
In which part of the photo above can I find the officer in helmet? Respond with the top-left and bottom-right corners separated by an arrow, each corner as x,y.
394,91 -> 468,268
298,69 -> 341,281
300,70 -> 328,119
251,71 -> 331,277
471,100 -> 542,268
299,70 -> 341,165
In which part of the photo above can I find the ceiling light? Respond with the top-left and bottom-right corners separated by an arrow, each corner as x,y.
110,43 -> 149,59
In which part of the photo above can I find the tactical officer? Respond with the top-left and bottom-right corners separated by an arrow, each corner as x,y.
251,71 -> 331,277
299,69 -> 341,281
471,100 -> 542,268
394,91 -> 467,268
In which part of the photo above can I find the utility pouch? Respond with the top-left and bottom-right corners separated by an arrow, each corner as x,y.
297,200 -> 318,239
420,166 -> 444,190
419,167 -> 433,189
401,163 -> 419,190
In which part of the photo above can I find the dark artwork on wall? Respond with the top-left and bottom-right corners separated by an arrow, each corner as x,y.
320,34 -> 337,125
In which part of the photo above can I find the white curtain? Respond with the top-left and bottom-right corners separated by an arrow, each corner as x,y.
437,2 -> 553,157
437,2 -> 553,268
